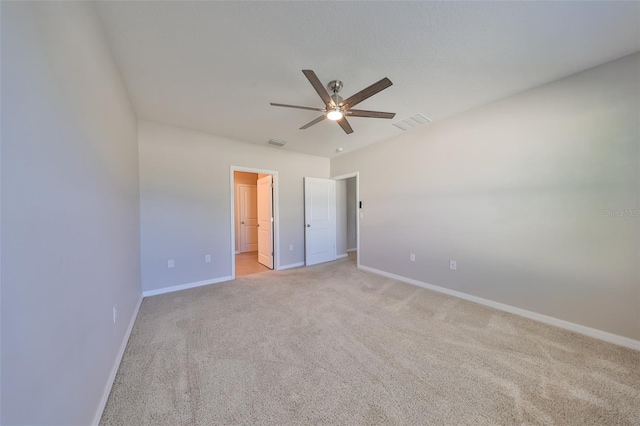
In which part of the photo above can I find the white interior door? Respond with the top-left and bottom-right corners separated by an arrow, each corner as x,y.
239,185 -> 258,252
304,177 -> 336,266
257,175 -> 274,269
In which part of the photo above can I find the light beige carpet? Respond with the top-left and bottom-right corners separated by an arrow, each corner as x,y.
101,256 -> 640,425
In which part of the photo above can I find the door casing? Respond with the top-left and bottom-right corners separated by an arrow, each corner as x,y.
331,172 -> 360,268
230,166 -> 279,279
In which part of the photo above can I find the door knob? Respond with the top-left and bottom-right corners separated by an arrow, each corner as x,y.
241,221 -> 245,224
306,224 -> 310,227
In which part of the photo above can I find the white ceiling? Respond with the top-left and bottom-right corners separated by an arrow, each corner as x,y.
96,1 -> 639,158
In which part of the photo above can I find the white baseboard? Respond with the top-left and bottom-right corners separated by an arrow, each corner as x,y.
279,261 -> 305,270
235,250 -> 241,255
347,248 -> 357,253
142,276 -> 233,297
359,265 -> 640,351
336,253 -> 349,259
92,294 -> 143,425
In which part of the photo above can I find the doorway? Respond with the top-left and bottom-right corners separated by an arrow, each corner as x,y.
333,172 -> 359,267
231,168 -> 278,278
336,176 -> 358,264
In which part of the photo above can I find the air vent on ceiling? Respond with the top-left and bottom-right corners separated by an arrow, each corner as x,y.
267,139 -> 287,147
393,113 -> 431,131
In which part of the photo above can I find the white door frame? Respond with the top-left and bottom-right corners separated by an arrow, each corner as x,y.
230,166 -> 280,279
331,172 -> 360,268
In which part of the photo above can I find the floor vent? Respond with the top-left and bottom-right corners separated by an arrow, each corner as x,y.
267,139 -> 286,147
393,113 -> 431,131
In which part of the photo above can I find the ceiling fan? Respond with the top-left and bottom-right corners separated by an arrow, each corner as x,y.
270,70 -> 396,134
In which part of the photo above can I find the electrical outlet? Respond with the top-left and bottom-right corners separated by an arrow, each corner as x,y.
112,306 -> 117,324
205,255 -> 211,263
289,244 -> 293,251
450,260 -> 457,270
168,259 -> 175,268
410,253 -> 416,262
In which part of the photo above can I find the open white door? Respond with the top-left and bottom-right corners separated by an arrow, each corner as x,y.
304,177 -> 336,266
257,175 -> 274,269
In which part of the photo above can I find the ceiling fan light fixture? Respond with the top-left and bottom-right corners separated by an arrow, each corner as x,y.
326,109 -> 343,121
270,70 -> 394,134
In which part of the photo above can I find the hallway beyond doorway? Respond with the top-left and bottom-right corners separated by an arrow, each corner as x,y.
236,251 -> 270,277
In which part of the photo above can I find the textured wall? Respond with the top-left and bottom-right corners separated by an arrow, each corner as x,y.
138,120 -> 329,292
1,3 -> 141,424
332,53 -> 640,340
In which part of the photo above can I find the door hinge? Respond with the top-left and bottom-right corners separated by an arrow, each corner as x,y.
271,251 -> 274,256
271,217 -> 274,222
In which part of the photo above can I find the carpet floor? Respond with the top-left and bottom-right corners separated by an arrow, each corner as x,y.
101,256 -> 640,425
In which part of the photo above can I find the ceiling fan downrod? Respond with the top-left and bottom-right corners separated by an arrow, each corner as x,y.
327,80 -> 344,115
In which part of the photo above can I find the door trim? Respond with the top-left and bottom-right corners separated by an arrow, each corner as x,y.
230,166 -> 279,279
331,172 -> 360,268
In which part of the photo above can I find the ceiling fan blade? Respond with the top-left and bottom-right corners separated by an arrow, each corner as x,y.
340,77 -> 393,109
270,102 -> 325,112
347,109 -> 396,119
300,115 -> 327,129
337,117 -> 353,134
302,70 -> 334,107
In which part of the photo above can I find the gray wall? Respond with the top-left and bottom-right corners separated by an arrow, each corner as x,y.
1,2 -> 141,425
331,53 -> 640,340
139,120 -> 329,292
